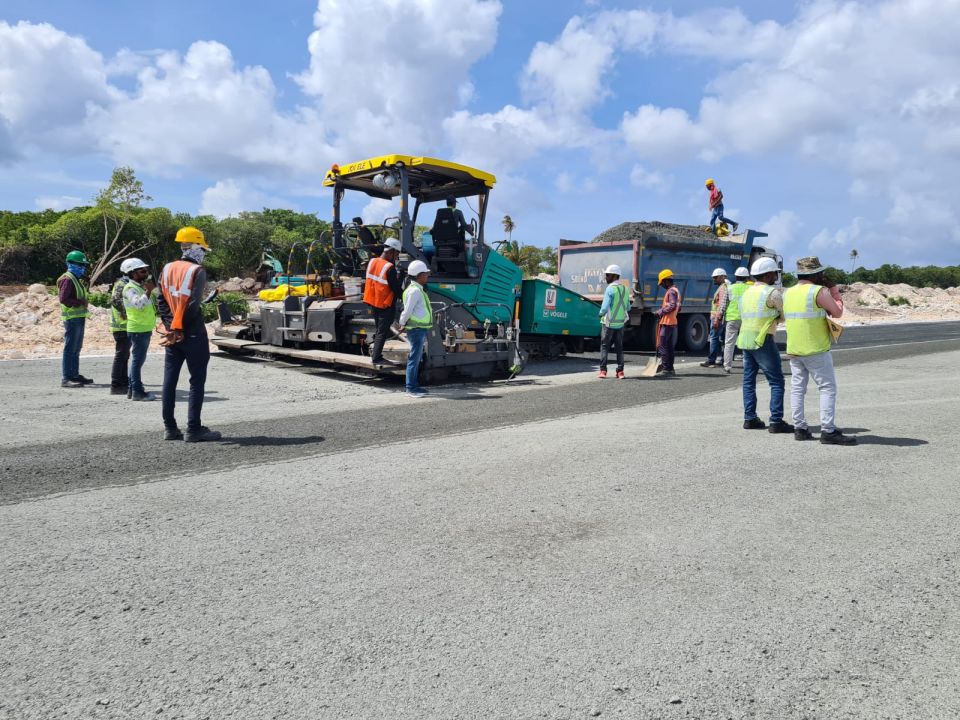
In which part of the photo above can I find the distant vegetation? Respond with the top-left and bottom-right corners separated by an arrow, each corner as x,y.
781,265 -> 960,290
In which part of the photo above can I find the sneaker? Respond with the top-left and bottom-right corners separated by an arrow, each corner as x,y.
616,370 -> 625,379
820,429 -> 857,446
406,390 -> 427,398
131,391 -> 156,402
110,386 -> 129,396
656,369 -> 676,377
732,222 -> 740,232
75,375 -> 94,384
372,357 -> 400,367
61,378 -> 84,388
794,428 -> 815,441
723,367 -> 732,374
768,421 -> 795,434
163,427 -> 184,441
743,417 -> 766,430
597,370 -> 607,379
700,361 -> 718,368
185,426 -> 222,443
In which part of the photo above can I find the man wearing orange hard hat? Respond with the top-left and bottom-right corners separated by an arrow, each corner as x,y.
654,269 -> 681,377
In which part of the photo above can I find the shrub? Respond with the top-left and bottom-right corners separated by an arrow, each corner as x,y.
203,291 -> 249,322
887,296 -> 910,306
88,291 -> 112,308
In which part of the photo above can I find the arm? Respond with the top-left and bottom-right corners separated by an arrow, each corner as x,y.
399,288 -> 417,327
58,276 -> 85,307
156,284 -> 173,330
112,281 -> 127,318
656,288 -> 678,316
456,209 -> 474,235
766,288 -> 785,324
123,284 -> 153,311
816,286 -> 844,318
598,286 -> 613,317
181,268 -> 207,328
386,265 -> 403,299
714,284 -> 729,324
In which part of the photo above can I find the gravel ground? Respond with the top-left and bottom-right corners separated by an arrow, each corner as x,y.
592,221 -> 731,243
2,345 -> 960,719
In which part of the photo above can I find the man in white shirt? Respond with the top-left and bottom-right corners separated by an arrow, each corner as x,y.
399,260 -> 433,398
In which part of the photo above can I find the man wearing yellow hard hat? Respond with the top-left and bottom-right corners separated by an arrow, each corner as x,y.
654,269 -> 681,377
705,178 -> 738,235
156,227 -> 221,442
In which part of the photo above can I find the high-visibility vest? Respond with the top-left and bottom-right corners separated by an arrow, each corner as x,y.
57,272 -> 89,321
159,260 -> 202,331
725,282 -> 748,322
603,283 -> 629,329
736,284 -> 778,350
784,284 -> 831,357
363,257 -> 396,309
659,286 -> 681,326
110,277 -> 128,332
402,282 -> 433,329
124,281 -> 157,333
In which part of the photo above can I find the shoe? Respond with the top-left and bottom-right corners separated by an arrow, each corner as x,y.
75,375 -> 94,384
656,369 -> 676,377
820,429 -> 857,446
732,222 -> 740,232
794,428 -> 815,441
61,378 -> 84,388
406,390 -> 426,398
110,386 -> 129,396
597,370 -> 607,379
616,370 -> 625,379
723,367 -> 732,374
768,421 -> 795,434
131,391 -> 156,401
743,418 -> 766,430
372,357 -> 400,367
164,427 -> 184,441
700,361 -> 718,368
185,426 -> 222,443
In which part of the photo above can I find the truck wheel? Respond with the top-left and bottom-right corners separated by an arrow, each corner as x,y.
680,314 -> 709,352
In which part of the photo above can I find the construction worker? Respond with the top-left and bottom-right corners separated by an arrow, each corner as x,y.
701,267 -> 729,368
122,258 -> 157,402
156,227 -> 221,442
433,196 -> 474,239
109,266 -> 131,395
597,264 -> 629,379
353,217 -> 377,248
784,256 -> 856,445
722,266 -> 750,374
58,250 -> 93,388
704,179 -> 738,234
363,238 -> 404,367
655,269 -> 681,377
736,257 -> 792,433
399,259 -> 432,398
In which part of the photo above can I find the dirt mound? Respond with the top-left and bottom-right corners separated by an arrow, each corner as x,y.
592,221 -> 718,244
840,282 -> 960,324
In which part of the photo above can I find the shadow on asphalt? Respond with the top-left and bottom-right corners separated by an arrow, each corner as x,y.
220,435 -> 326,447
851,435 -> 928,447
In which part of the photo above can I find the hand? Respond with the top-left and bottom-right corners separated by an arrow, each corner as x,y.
159,329 -> 184,347
145,280 -> 156,294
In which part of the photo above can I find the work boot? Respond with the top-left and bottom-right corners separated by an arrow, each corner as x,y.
656,369 -> 676,377
723,367 -> 732,374
616,370 -> 625,379
794,428 -> 815,441
61,378 -> 84,388
164,427 -> 184,441
820,429 -> 857,446
76,375 -> 94,384
732,222 -> 739,232
185,426 -> 222,443
110,385 -> 129,396
768,421 -> 795,434
700,361 -> 718,368
131,390 -> 156,401
743,417 -> 766,430
597,370 -> 607,379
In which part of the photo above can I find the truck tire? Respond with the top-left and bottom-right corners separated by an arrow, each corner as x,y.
680,313 -> 709,353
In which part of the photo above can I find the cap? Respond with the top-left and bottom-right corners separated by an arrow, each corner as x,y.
796,256 -> 827,275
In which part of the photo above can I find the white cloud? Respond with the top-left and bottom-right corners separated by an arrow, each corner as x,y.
34,195 -> 82,211
629,164 -> 670,193
760,210 -> 804,258
359,197 -> 397,226
199,179 -> 295,218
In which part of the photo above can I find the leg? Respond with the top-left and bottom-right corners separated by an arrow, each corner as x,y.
370,306 -> 395,363
61,319 -> 82,381
709,207 -> 721,232
661,326 -> 676,371
806,352 -> 837,433
405,329 -> 427,392
756,335 -> 785,423
111,332 -> 130,388
742,349 -> 759,420
706,322 -> 722,363
162,344 -> 186,429
599,326 -> 611,371
614,328 -> 624,372
182,335 -> 210,432
128,333 -> 151,394
723,320 -> 740,370
789,357 -> 810,429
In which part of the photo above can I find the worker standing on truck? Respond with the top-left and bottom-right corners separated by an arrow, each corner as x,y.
655,269 -> 681,377
122,258 -> 158,402
702,268 -> 729,368
58,250 -> 93,388
722,266 -> 750,374
736,257 -> 792,434
399,260 -> 433,398
597,264 -> 629,379
364,238 -> 404,367
784,257 -> 856,446
109,265 -> 131,395
705,179 -> 738,234
157,227 -> 221,442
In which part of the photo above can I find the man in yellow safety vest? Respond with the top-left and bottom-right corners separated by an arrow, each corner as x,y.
722,266 -> 750,373
399,260 -> 433,398
58,250 -> 93,388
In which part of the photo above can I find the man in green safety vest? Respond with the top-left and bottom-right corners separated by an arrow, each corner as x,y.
701,267 -> 729,368
722,266 -> 750,374
122,258 -> 158,402
597,264 -> 630,379
736,257 -> 793,434
58,250 -> 93,388
109,265 -> 131,395
399,260 -> 433,398
784,256 -> 856,445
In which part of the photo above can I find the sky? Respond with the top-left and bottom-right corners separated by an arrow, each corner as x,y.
1,0 -> 959,270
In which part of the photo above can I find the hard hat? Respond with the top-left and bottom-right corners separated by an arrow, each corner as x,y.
750,257 -> 779,276
120,258 -> 149,274
734,266 -> 750,278
407,260 -> 430,276
704,178 -> 715,187
604,264 -> 622,276
711,267 -> 727,278
66,250 -> 89,264
384,239 -> 402,252
658,269 -> 674,284
175,226 -> 210,250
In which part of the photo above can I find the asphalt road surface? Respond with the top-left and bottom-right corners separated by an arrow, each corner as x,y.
2,321 -> 960,718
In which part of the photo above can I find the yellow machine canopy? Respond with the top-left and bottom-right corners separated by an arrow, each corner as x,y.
322,154 -> 496,202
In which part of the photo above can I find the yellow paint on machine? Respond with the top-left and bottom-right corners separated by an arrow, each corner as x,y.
323,154 -> 496,188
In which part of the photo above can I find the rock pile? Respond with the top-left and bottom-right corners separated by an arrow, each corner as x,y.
592,221 -> 725,244
840,282 -> 960,324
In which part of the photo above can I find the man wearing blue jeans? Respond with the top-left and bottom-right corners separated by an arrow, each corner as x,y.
705,179 -> 739,234
58,250 -> 93,388
702,267 -> 728,367
122,259 -> 158,401
736,257 -> 793,433
399,260 -> 433,398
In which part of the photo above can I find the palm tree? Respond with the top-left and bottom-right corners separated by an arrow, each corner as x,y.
501,214 -> 515,242
849,248 -> 859,273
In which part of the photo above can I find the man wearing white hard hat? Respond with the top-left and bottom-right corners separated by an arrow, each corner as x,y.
363,237 -> 404,367
399,260 -> 433,398
701,267 -> 729,368
736,257 -> 793,434
121,258 -> 158,401
108,262 -> 133,394
721,266 -> 751,373
597,264 -> 630,379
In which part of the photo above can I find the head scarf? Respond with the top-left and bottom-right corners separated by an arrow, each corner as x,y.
66,262 -> 88,278
182,245 -> 207,264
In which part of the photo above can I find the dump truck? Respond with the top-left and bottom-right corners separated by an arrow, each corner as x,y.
557,222 -> 782,352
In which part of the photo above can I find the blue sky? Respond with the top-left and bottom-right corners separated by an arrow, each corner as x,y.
2,0 -> 958,270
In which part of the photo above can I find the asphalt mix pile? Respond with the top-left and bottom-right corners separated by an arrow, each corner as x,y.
592,220 -> 718,243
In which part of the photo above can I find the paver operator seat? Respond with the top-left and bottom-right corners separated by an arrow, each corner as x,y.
430,206 -> 467,275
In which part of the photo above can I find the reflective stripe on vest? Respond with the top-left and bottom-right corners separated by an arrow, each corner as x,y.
784,284 -> 831,357
659,287 -> 681,326
403,283 -> 433,329
725,282 -> 748,322
363,257 -> 396,309
110,278 -> 127,332
124,282 -> 157,334
604,283 -> 629,328
159,260 -> 201,331
58,272 -> 89,321
736,284 -> 778,350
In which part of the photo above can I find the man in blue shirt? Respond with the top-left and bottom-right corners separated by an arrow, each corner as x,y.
597,264 -> 631,379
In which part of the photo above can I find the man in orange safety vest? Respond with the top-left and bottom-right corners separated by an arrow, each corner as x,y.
363,238 -> 404,367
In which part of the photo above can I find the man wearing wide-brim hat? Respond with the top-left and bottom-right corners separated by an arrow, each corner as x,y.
782,256 -> 857,445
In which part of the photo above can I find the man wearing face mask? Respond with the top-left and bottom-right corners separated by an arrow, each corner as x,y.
58,250 -> 93,388
156,227 -> 221,442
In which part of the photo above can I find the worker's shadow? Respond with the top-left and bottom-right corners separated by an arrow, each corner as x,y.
819,428 -> 928,447
220,435 -> 325,447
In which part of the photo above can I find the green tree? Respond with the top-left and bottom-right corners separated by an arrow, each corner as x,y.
501,214 -> 515,241
849,248 -> 859,273
89,167 -> 152,284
